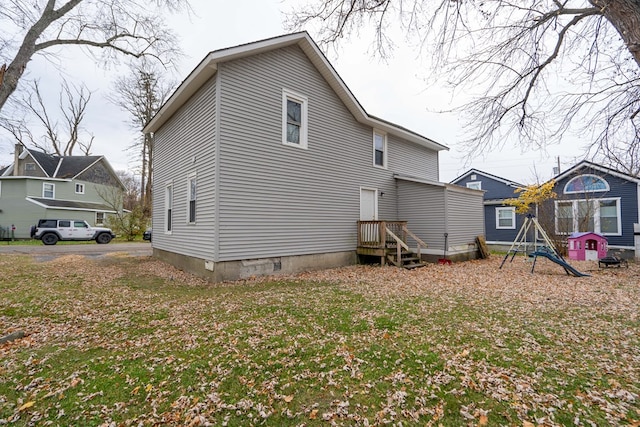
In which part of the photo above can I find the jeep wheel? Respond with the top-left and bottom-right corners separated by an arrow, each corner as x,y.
96,233 -> 112,244
42,233 -> 59,245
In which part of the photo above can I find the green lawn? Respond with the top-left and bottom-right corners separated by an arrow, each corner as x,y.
1,254 -> 638,426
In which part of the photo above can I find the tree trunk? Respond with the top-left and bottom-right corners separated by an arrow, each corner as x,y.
592,0 -> 640,68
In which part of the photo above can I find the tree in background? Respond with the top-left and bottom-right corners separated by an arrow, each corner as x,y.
96,178 -> 146,241
288,1 -> 640,174
109,62 -> 175,215
116,170 -> 142,212
1,79 -> 94,155
0,0 -> 188,113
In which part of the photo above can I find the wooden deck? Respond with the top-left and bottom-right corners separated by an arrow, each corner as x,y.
357,221 -> 428,269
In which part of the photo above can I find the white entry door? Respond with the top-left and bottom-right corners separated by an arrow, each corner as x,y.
360,188 -> 378,220
360,188 -> 378,243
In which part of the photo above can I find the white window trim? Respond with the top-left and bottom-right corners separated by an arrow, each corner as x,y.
165,180 -> 173,235
563,174 -> 610,194
187,172 -> 197,224
42,182 -> 55,199
75,183 -> 85,194
495,206 -> 516,230
282,89 -> 308,149
95,212 -> 105,225
373,130 -> 387,169
466,181 -> 482,190
554,197 -> 622,236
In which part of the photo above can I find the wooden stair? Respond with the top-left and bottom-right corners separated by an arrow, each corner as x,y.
357,220 -> 429,269
386,248 -> 427,270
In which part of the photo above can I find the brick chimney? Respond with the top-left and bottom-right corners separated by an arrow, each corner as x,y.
13,144 -> 23,176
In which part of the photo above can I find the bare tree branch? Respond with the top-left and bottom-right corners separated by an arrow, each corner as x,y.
0,0 -> 189,112
286,0 -> 640,173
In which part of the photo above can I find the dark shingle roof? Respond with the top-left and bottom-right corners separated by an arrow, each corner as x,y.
56,156 -> 101,178
29,150 -> 59,176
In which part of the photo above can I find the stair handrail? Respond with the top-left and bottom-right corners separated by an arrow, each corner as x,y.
385,227 -> 408,266
402,225 -> 428,258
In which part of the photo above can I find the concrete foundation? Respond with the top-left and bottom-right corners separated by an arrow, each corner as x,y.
153,248 -> 357,282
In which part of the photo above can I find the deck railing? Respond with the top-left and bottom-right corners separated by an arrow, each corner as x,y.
357,220 -> 428,259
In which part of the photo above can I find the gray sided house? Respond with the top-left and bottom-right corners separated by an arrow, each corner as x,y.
451,169 -> 525,248
550,161 -> 640,258
144,32 -> 485,281
0,144 -> 125,239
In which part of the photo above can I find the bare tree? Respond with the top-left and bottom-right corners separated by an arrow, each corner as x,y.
0,0 -> 188,113
108,61 -> 175,214
287,1 -> 640,172
115,169 -> 142,211
0,79 -> 94,155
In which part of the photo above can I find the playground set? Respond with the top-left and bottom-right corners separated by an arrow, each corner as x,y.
499,214 -> 590,277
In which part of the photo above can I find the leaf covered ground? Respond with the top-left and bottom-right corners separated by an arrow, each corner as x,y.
1,253 -> 638,426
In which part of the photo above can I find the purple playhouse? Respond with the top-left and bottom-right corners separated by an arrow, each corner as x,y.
567,232 -> 608,261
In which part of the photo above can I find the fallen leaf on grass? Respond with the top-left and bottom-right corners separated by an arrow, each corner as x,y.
309,409 -> 319,419
284,395 -> 294,403
18,401 -> 35,411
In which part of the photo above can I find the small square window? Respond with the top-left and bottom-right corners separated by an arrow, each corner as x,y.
75,183 -> 85,194
25,163 -> 36,171
496,207 -> 515,229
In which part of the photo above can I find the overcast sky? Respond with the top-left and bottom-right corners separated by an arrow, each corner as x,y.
0,0 -> 588,183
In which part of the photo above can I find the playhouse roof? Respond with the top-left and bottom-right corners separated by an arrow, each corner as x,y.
568,232 -> 607,240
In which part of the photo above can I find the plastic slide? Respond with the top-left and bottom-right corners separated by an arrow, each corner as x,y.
530,251 -> 590,277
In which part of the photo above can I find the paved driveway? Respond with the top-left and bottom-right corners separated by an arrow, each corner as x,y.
0,242 -> 152,261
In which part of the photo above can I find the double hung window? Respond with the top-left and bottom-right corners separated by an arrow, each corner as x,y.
188,173 -> 197,224
373,131 -> 387,168
282,89 -> 308,148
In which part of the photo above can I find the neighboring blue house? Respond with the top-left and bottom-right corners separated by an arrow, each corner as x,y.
551,160 -> 639,257
451,169 -> 525,246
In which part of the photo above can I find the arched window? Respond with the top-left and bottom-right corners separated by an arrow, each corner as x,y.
564,174 -> 609,194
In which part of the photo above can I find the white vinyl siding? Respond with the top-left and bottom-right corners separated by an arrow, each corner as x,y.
152,44 -> 441,263
555,198 -> 621,236
496,207 -> 515,229
151,74 -> 217,259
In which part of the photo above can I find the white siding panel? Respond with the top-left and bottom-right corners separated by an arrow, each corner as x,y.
445,189 -> 485,246
397,180 -> 447,249
152,76 -> 217,260
216,46 -> 422,261
389,136 -> 439,181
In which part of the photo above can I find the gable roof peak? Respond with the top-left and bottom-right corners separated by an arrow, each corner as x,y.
143,32 -> 447,152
